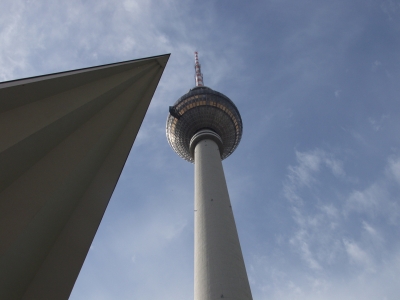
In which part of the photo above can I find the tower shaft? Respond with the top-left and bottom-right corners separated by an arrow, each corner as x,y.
167,52 -> 249,299
194,136 -> 252,300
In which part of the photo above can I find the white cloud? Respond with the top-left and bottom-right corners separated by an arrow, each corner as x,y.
288,150 -> 321,187
343,238 -> 375,272
0,1 -> 31,80
266,248 -> 400,299
325,157 -> 345,177
289,229 -> 322,270
372,60 -> 382,72
282,148 -> 400,289
346,183 -> 382,215
122,0 -> 144,13
345,156 -> 400,223
283,149 -> 347,272
381,0 -> 400,21
368,114 -> 389,132
387,156 -> 400,184
320,203 -> 339,219
362,221 -> 384,249
287,149 -> 345,190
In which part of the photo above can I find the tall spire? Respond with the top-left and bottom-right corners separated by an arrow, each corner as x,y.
194,51 -> 204,87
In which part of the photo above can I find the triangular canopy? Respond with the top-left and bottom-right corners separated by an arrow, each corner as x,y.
0,54 -> 169,299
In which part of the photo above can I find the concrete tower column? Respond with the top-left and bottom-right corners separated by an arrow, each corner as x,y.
191,130 -> 252,300
166,52 -> 251,299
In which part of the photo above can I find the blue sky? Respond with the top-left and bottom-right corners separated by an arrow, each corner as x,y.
1,0 -> 400,299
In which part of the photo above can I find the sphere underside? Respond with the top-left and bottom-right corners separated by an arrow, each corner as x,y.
166,86 -> 242,162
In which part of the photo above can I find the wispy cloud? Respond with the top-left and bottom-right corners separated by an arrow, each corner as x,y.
289,228 -> 322,270
387,155 -> 400,184
368,114 -> 389,132
283,149 -> 346,271
285,148 -> 345,194
343,238 -> 375,272
345,156 -> 400,223
279,148 -> 400,298
345,183 -> 383,216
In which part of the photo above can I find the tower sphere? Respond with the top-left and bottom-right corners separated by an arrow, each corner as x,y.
166,86 -> 243,162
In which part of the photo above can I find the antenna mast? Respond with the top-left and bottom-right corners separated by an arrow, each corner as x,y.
194,51 -> 204,87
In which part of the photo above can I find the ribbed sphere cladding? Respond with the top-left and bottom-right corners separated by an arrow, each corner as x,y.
166,86 -> 243,162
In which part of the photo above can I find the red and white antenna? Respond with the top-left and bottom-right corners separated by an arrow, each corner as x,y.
194,51 -> 204,87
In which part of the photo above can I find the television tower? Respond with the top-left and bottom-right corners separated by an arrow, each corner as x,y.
166,52 -> 252,300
